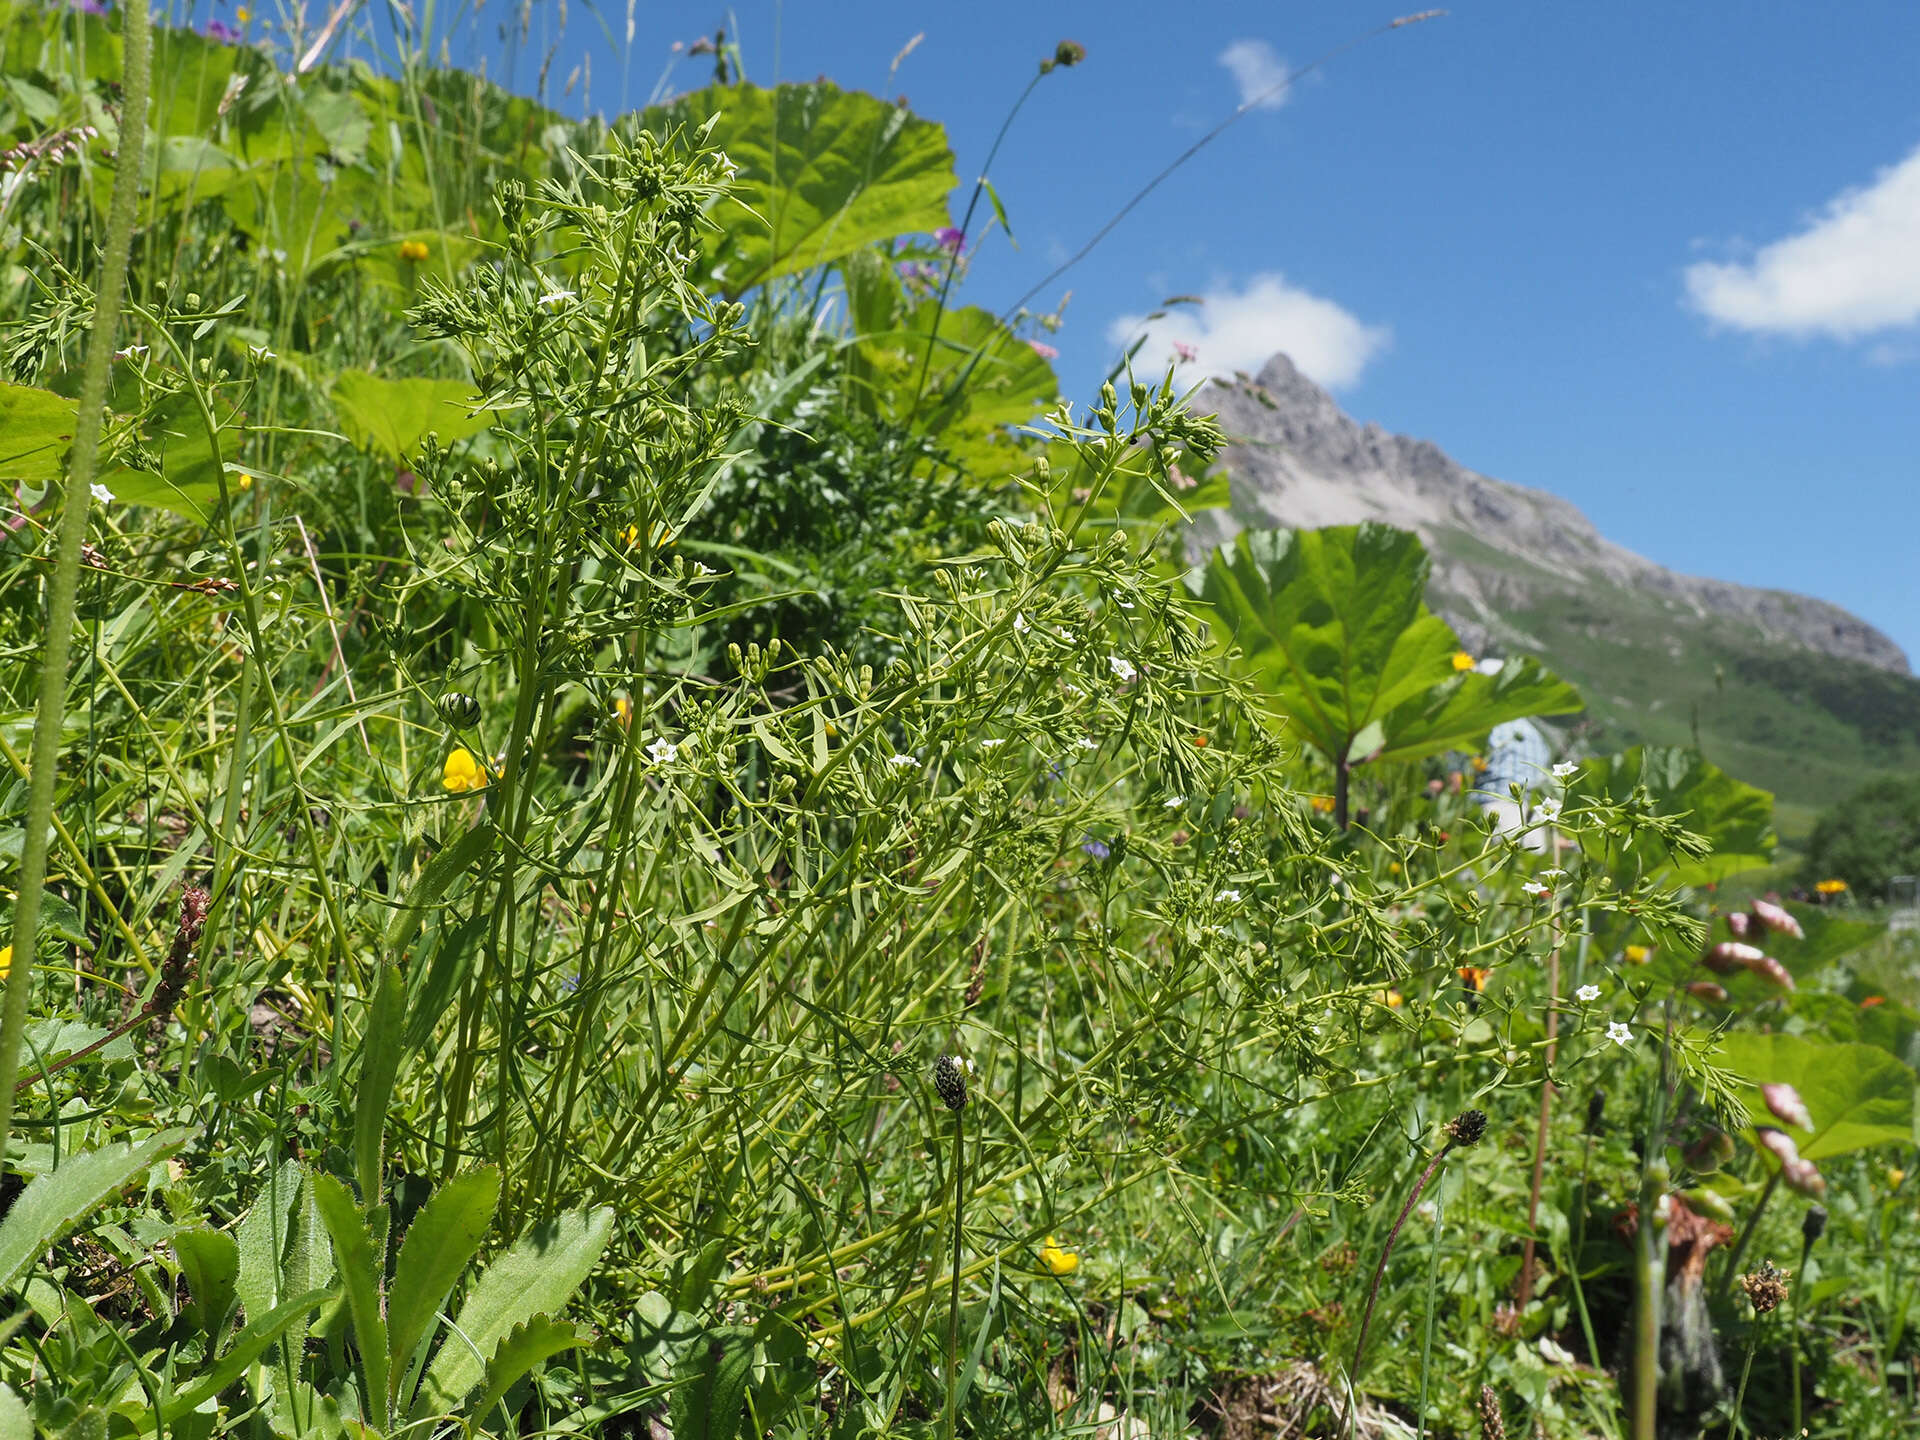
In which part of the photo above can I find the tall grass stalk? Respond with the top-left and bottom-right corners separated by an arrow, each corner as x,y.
0,0 -> 151,1161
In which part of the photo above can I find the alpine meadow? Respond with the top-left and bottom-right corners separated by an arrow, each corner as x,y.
1,6 -> 1918,1439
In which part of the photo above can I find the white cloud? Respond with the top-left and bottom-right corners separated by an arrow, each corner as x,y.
1685,142 -> 1920,339
1218,39 -> 1290,111
1108,274 -> 1390,390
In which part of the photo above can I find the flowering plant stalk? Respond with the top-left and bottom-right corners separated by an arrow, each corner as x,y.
0,0 -> 151,1162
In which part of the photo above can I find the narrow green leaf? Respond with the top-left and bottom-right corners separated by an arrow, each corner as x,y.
385,821 -> 496,958
311,1175 -> 390,1424
411,1206 -> 612,1420
0,1128 -> 193,1292
353,964 -> 409,1204
155,1288 -> 334,1423
388,1167 -> 501,1406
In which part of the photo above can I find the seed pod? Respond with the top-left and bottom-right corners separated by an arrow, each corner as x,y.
1448,1109 -> 1488,1147
1740,1260 -> 1791,1314
438,691 -> 481,728
933,1054 -> 969,1112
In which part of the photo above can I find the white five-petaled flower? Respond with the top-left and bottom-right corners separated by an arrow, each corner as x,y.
537,287 -> 576,307
1541,867 -> 1567,880
887,753 -> 920,768
1108,654 -> 1137,683
1073,736 -> 1097,751
1215,888 -> 1241,903
1535,798 -> 1562,822
691,562 -> 715,576
1164,795 -> 1186,808
247,344 -> 276,362
1606,1021 -> 1633,1047
980,738 -> 1005,750
1552,761 -> 1579,781
1576,984 -> 1601,1003
89,482 -> 115,504
1012,613 -> 1030,634
1522,880 -> 1550,898
114,344 -> 148,361
645,736 -> 677,764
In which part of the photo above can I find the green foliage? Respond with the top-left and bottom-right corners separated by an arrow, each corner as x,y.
0,1129 -> 190,1290
1803,772 -> 1920,897
1710,1032 -> 1913,1161
641,80 -> 957,295
330,370 -> 492,462
1575,744 -> 1776,883
1193,523 -> 1581,818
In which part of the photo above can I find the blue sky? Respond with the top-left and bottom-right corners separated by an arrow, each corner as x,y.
282,1 -> 1920,661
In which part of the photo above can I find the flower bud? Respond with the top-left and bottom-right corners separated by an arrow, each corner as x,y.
1761,1082 -> 1813,1130
1783,1158 -> 1826,1197
1447,1109 -> 1488,1147
1755,1126 -> 1802,1168
1725,910 -> 1751,938
1801,1204 -> 1828,1247
933,1054 -> 969,1112
1750,898 -> 1804,939
1701,941 -> 1764,974
437,691 -> 482,728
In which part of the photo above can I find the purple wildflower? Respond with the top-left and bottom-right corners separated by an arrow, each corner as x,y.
934,226 -> 966,256
204,17 -> 240,43
72,0 -> 109,14
1081,835 -> 1111,861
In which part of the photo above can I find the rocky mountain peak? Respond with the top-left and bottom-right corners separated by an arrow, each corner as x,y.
1194,354 -> 1909,677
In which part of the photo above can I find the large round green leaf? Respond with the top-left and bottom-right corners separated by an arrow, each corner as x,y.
1712,1031 -> 1913,1161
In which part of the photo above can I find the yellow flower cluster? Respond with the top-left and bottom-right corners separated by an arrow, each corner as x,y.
1815,878 -> 1848,896
1451,651 -> 1476,671
398,238 -> 431,264
1038,1236 -> 1079,1276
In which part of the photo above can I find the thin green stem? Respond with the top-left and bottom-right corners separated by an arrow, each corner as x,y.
0,0 -> 151,1161
1730,1309 -> 1764,1439
941,1105 -> 966,1440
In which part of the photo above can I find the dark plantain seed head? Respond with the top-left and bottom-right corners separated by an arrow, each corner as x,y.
1448,1109 -> 1488,1147
933,1054 -> 969,1112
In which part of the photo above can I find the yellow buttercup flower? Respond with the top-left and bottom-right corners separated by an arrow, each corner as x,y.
399,238 -> 431,264
236,5 -> 251,20
442,747 -> 489,793
1038,1236 -> 1079,1276
1815,878 -> 1848,896
1624,944 -> 1652,965
1309,795 -> 1335,815
1451,651 -> 1476,671
613,696 -> 632,728
0,944 -> 10,980
1382,988 -> 1404,1009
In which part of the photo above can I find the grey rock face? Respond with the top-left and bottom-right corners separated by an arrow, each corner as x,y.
1193,353 -> 1909,676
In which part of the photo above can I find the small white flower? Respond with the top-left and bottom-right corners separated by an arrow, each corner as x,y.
1552,761 -> 1579,781
1215,888 -> 1241,903
1164,796 -> 1186,808
1576,984 -> 1601,1003
1072,736 -> 1097,751
1606,1021 -> 1633,1047
691,562 -> 715,576
1057,627 -> 1073,641
114,344 -> 148,362
887,753 -> 920,768
89,482 -> 114,504
1540,867 -> 1567,880
1117,599 -> 1136,609
537,287 -> 576,307
1522,880 -> 1550,898
1012,613 -> 1030,634
247,343 -> 277,362
980,738 -> 1006,750
1535,798 -> 1562,822
645,736 -> 677,764
1108,654 -> 1137,683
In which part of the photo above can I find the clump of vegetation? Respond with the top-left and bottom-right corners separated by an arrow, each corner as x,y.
0,6 -> 1916,1438
1803,773 -> 1920,901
